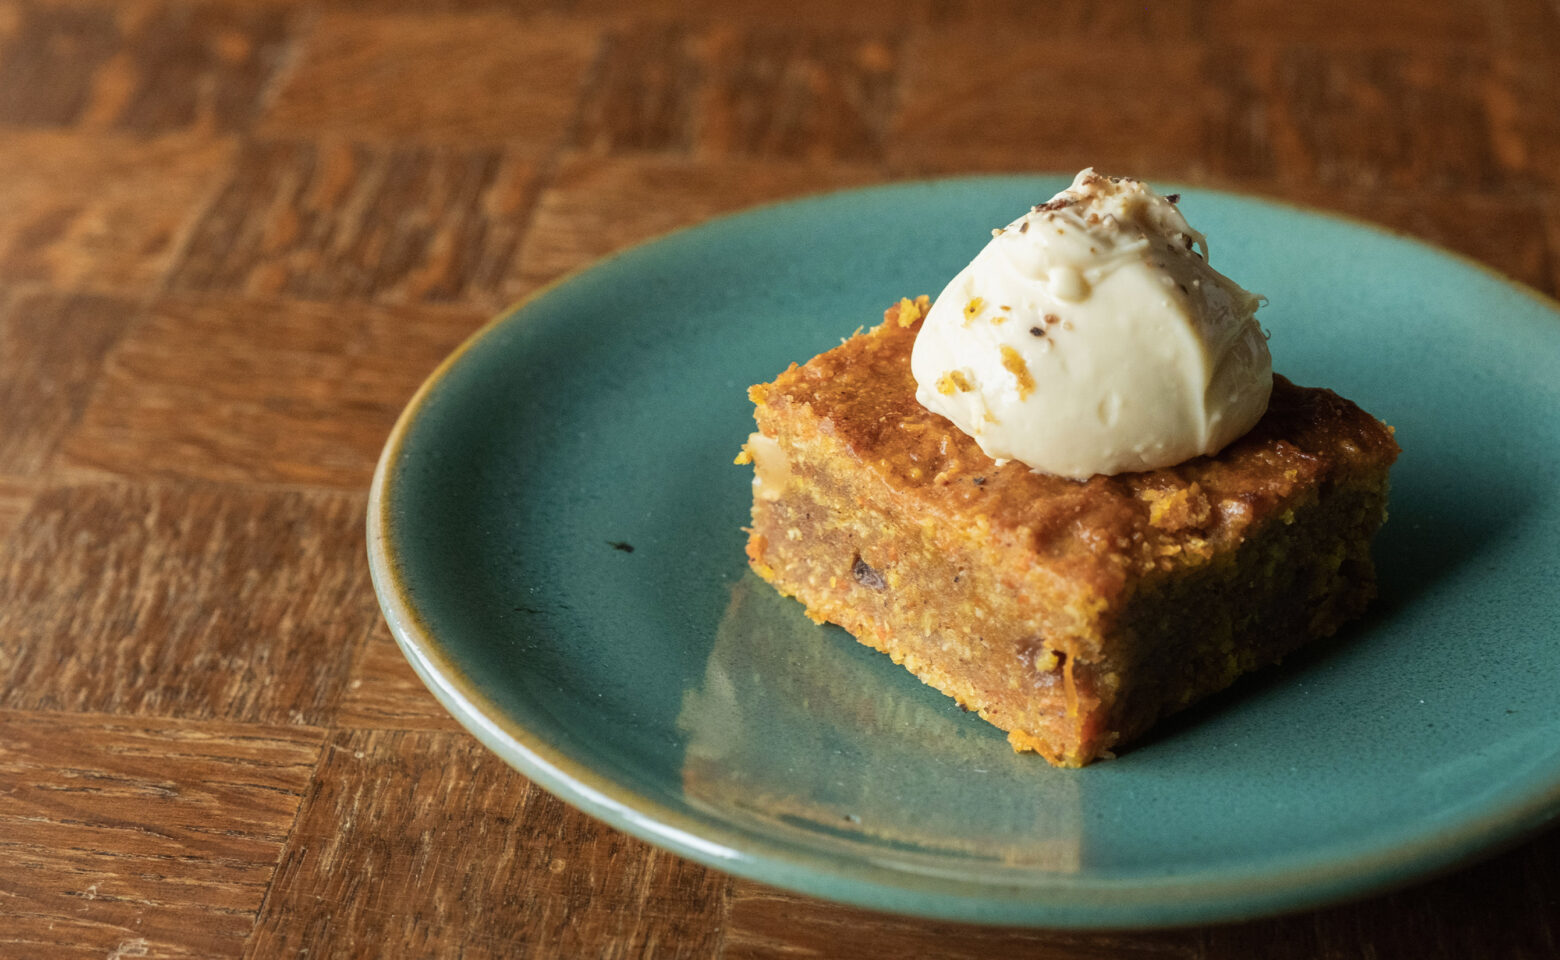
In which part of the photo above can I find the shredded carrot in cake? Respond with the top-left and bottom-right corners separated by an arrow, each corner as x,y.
1142,483 -> 1212,531
999,345 -> 1036,399
886,294 -> 931,327
936,370 -> 974,395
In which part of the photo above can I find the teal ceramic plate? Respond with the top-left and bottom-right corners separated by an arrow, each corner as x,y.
368,177 -> 1560,929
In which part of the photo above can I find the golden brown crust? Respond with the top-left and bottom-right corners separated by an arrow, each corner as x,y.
752,314 -> 1399,603
744,306 -> 1400,766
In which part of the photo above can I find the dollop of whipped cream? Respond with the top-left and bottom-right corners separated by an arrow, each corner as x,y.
910,169 -> 1272,480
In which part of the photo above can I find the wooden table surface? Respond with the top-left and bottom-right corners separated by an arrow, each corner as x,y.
3,0 -> 1559,956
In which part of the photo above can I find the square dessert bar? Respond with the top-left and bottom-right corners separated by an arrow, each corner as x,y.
743,303 -> 1399,767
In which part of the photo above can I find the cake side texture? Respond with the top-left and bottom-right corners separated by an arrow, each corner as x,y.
743,308 -> 1399,766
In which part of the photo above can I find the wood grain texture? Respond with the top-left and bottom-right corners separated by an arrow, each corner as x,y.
571,0 -> 921,30
0,483 -> 373,724
922,0 -> 1493,46
893,38 -> 1528,194
1254,46 -> 1512,193
0,1 -> 292,133
1547,201 -> 1560,299
577,24 -> 903,161
335,624 -> 464,731
0,474 -> 38,544
511,152 -> 890,297
574,23 -> 702,155
0,1 -> 120,128
0,710 -> 322,960
180,0 -> 569,10
259,13 -> 595,143
167,140 -> 539,306
1201,0 -> 1491,46
0,291 -> 135,476
245,730 -> 727,958
1488,0 -> 1560,57
891,40 -> 1265,181
724,882 -> 1203,960
1,0 -> 1558,956
920,0 -> 1207,39
61,296 -> 482,486
1498,60 -> 1560,193
0,131 -> 234,292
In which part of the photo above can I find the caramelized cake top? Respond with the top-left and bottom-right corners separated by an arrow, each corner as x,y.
750,308 -> 1399,595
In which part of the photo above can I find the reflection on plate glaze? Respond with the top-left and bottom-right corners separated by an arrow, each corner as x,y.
678,573 -> 1083,871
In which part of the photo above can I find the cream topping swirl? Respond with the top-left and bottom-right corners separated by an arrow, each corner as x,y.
910,169 -> 1272,479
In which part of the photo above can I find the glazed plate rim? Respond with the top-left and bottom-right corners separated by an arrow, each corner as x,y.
367,175 -> 1560,929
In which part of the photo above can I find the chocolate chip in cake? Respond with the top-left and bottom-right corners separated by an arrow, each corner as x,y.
852,556 -> 887,591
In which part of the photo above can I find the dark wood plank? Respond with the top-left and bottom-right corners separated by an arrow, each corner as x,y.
571,0 -> 921,30
208,0 -> 567,10
258,13 -> 596,143
576,24 -> 903,161
722,881 -> 1204,960
0,483 -> 374,725
1255,46 -> 1512,193
921,0 -> 1208,38
890,40 -> 1266,182
167,140 -> 539,306
1205,0 -> 1492,46
246,730 -> 726,958
0,2 -> 120,128
60,296 -> 482,487
694,27 -> 900,161
510,152 -> 891,298
0,0 -> 292,132
922,0 -> 1490,46
1488,0 -> 1560,57
0,475 -> 39,545
0,131 -> 234,292
1547,201 -> 1560,299
0,291 -> 137,476
335,623 -> 463,731
574,23 -> 701,155
0,710 -> 322,960
892,38 -> 1524,194
1202,827 -> 1560,960
1495,60 -> 1560,193
190,0 -> 916,26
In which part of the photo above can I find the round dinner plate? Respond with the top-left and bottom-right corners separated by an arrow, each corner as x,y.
368,176 -> 1560,929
